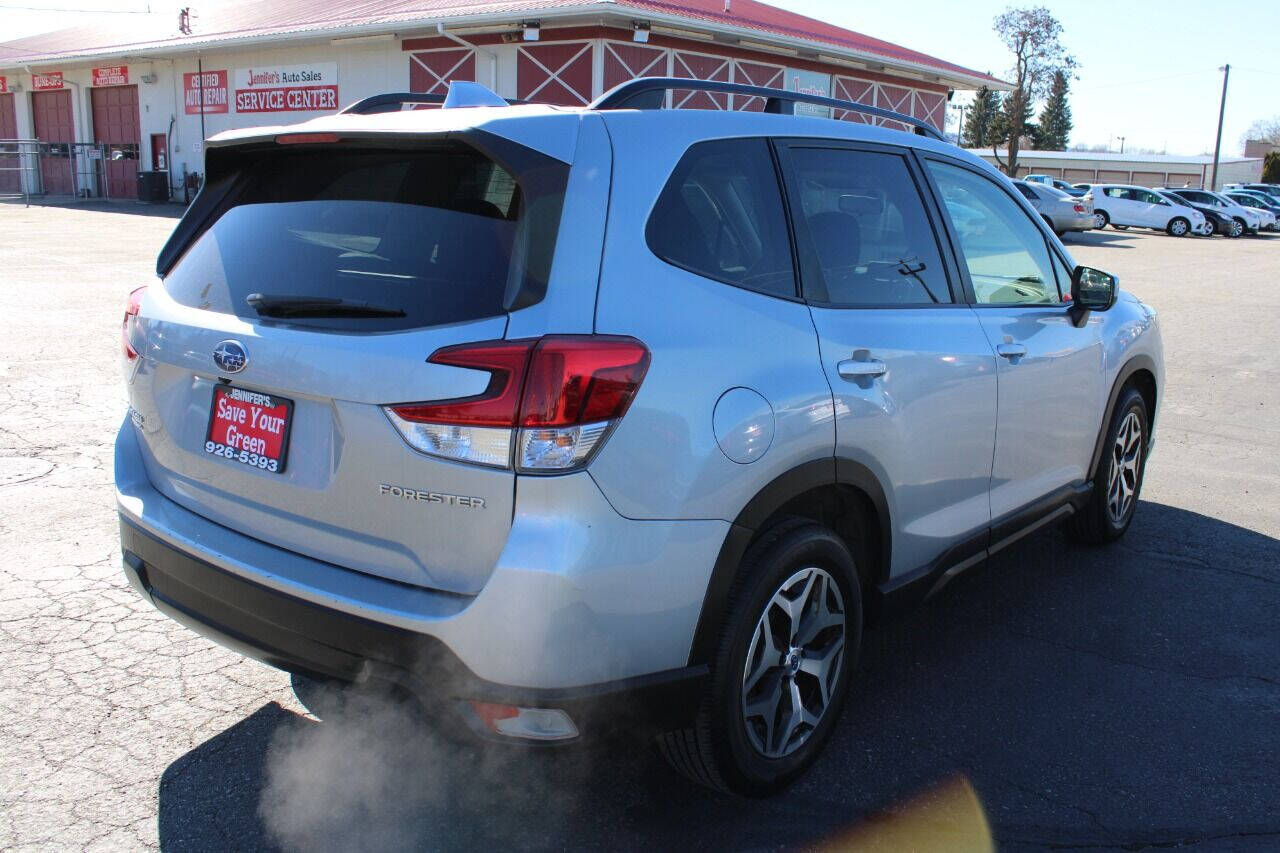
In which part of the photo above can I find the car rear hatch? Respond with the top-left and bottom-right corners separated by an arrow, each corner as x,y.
125,115 -> 576,595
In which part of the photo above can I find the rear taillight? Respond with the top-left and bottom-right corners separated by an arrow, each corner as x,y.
385,336 -> 650,472
122,285 -> 147,360
1073,203 -> 1086,213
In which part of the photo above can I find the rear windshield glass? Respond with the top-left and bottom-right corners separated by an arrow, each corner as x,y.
164,142 -> 566,331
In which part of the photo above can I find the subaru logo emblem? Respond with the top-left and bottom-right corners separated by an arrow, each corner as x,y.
212,340 -> 248,374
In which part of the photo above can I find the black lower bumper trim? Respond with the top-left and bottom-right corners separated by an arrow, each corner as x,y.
120,517 -> 706,741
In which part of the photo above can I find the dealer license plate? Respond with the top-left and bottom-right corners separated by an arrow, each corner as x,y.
204,385 -> 293,474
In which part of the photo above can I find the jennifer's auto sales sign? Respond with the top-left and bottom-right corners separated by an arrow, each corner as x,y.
92,65 -> 129,86
234,63 -> 338,113
183,70 -> 228,114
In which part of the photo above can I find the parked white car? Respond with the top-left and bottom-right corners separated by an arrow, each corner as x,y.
1165,187 -> 1268,235
1087,184 -> 1209,236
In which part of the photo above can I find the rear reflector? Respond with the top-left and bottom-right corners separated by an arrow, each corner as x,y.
468,701 -> 579,741
385,336 -> 649,472
122,285 -> 147,360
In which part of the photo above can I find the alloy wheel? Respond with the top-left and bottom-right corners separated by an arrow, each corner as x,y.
741,566 -> 846,759
1093,212 -> 1106,229
1171,220 -> 1188,236
1107,411 -> 1143,524
1232,220 -> 1244,238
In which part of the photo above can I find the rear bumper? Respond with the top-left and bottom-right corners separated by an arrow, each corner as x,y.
115,417 -> 725,738
1053,212 -> 1095,232
120,518 -> 705,740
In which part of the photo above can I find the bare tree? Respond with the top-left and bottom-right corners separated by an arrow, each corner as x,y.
990,7 -> 1077,176
1242,116 -> 1280,146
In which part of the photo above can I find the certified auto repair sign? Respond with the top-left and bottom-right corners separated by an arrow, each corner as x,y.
183,70 -> 229,114
234,63 -> 338,113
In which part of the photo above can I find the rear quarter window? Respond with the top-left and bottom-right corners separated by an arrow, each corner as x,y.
646,138 -> 796,299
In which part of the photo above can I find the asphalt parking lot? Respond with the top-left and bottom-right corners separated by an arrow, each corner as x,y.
1,202 -> 1277,852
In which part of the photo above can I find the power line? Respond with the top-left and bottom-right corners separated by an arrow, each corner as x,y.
1233,66 -> 1280,78
1074,67 -> 1220,92
0,3 -> 152,12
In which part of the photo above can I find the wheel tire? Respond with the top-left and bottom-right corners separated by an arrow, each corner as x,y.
1166,217 -> 1189,237
1065,386 -> 1149,544
1231,218 -> 1246,238
657,520 -> 862,796
1093,211 -> 1109,229
1204,218 -> 1217,237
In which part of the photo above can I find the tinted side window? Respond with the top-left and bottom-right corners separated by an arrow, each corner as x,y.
646,139 -> 795,298
786,147 -> 951,306
1014,183 -> 1038,201
926,160 -> 1060,306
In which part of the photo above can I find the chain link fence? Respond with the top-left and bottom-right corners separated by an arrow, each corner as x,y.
0,140 -> 142,206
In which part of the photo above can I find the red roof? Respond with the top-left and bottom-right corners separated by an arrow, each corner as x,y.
0,0 -> 1001,87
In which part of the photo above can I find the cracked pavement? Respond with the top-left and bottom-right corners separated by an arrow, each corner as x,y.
0,203 -> 1277,851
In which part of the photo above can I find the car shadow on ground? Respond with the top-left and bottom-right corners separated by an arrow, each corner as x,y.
156,501 -> 1280,852
1062,229 -> 1141,249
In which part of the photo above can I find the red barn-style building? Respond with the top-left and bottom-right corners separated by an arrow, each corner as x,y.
0,0 -> 1006,197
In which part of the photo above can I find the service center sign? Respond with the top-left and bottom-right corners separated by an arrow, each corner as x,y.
234,63 -> 338,113
32,71 -> 64,91
92,65 -> 128,86
183,70 -> 229,114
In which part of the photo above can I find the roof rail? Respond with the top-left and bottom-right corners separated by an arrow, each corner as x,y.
589,77 -> 946,142
341,88 -> 527,115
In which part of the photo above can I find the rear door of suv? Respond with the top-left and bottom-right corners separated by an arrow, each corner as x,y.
774,139 -> 998,576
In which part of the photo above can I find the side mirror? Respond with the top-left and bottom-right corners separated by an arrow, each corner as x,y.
1069,266 -> 1117,323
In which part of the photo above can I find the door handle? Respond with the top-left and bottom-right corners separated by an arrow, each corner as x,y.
996,343 -> 1028,360
837,358 -> 887,380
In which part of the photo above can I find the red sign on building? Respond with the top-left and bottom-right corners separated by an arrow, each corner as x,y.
32,71 -> 64,91
92,65 -> 129,87
183,70 -> 229,114
0,76 -> 8,93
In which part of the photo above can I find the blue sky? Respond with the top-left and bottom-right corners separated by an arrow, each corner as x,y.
779,0 -> 1277,156
2,0 -> 1276,156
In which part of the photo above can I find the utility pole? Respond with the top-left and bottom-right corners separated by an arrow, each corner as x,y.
1211,64 -> 1230,190
1118,136 -> 1126,154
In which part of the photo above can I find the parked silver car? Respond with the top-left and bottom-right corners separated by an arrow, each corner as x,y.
116,78 -> 1164,795
1013,179 -> 1095,237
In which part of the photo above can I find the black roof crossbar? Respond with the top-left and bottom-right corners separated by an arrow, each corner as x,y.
340,92 -> 527,115
589,77 -> 946,141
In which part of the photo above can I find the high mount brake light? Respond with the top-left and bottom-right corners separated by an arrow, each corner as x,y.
275,133 -> 341,145
122,286 -> 147,360
384,336 -> 650,471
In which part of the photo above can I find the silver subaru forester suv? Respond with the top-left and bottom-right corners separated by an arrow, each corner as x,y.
116,78 -> 1163,795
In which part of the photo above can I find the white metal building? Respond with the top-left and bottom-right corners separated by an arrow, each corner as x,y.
971,149 -> 1263,191
0,0 -> 1005,200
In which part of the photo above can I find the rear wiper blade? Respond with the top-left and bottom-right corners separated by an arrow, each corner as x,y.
246,293 -> 406,318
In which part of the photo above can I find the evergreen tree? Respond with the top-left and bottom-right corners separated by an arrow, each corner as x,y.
962,87 -> 1001,148
992,90 -> 1037,154
1037,71 -> 1073,150
1263,151 -> 1280,184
